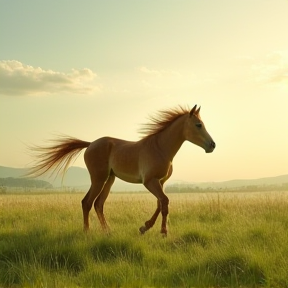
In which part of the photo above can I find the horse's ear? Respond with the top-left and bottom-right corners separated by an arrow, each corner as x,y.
190,105 -> 197,116
195,106 -> 201,115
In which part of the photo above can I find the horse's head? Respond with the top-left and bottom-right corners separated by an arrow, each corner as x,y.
184,105 -> 215,153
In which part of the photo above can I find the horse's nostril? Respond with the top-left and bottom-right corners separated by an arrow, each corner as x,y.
211,141 -> 216,149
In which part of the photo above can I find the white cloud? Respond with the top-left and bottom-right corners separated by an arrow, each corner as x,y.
137,65 -> 218,93
138,66 -> 181,77
252,51 -> 288,87
0,60 -> 100,96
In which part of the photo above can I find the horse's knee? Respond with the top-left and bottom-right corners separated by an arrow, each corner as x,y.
163,195 -> 169,204
160,196 -> 169,215
161,195 -> 169,207
94,200 -> 103,214
82,198 -> 92,212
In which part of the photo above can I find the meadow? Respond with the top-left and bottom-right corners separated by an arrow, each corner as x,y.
1,191 -> 288,288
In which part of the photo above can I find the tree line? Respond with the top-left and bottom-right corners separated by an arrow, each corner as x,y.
166,183 -> 288,193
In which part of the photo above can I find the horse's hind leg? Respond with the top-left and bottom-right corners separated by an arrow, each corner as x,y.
82,188 -> 92,231
94,174 -> 115,232
81,179 -> 107,231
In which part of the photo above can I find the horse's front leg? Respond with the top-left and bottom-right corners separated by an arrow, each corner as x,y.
139,199 -> 161,234
141,179 -> 169,236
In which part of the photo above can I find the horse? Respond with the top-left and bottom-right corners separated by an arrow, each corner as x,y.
27,105 -> 215,236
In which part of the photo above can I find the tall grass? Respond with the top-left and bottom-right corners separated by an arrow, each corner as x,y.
1,191 -> 288,287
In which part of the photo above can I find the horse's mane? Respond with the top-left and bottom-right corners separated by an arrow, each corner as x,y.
139,106 -> 190,138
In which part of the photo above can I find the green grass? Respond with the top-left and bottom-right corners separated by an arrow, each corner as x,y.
1,191 -> 288,287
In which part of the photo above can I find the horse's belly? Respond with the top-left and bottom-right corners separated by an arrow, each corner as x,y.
113,170 -> 142,184
110,153 -> 142,184
109,140 -> 144,183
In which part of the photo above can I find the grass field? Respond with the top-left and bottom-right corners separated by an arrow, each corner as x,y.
1,191 -> 288,287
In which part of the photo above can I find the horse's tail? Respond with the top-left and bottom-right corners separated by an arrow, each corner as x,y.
26,135 -> 91,179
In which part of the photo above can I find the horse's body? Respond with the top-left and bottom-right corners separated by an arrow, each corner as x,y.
28,105 -> 215,235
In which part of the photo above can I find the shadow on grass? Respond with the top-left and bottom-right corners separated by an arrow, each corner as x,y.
171,230 -> 211,250
90,238 -> 143,263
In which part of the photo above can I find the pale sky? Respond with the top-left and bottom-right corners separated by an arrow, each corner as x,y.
1,0 -> 287,183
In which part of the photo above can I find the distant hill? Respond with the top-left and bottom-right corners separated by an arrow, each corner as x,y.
0,166 -> 144,191
0,165 -> 287,192
0,177 -> 52,189
0,166 -> 25,178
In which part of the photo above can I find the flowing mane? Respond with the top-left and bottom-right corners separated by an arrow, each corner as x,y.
139,106 -> 191,138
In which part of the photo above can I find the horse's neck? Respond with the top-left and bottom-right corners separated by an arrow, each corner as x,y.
154,115 -> 186,161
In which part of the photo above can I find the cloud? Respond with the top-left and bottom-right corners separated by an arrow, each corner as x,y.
252,51 -> 288,86
137,65 -> 218,92
0,60 -> 100,96
138,66 -> 181,77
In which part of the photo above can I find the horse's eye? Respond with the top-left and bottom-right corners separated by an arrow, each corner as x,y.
196,123 -> 202,128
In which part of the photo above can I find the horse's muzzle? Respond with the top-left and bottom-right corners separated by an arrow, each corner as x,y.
206,140 -> 216,153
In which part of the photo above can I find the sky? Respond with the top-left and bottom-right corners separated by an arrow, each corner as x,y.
0,0 -> 288,184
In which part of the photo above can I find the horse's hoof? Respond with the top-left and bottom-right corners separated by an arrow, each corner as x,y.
139,226 -> 147,235
160,228 -> 167,237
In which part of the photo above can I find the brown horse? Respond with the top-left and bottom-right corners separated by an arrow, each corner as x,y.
27,105 -> 215,236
